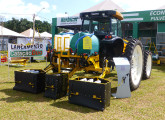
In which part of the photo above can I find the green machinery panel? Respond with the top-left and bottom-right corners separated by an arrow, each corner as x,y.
158,22 -> 165,32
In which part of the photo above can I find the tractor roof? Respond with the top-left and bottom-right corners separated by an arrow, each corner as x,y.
80,10 -> 123,22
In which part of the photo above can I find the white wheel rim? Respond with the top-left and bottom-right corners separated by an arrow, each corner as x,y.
146,54 -> 152,77
131,45 -> 143,86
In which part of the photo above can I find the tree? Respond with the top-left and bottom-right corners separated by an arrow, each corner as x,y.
4,18 -> 51,33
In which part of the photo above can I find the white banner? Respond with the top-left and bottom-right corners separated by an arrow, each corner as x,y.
57,16 -> 82,26
8,43 -> 47,58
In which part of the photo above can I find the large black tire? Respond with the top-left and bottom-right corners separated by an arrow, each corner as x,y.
124,39 -> 144,91
142,50 -> 152,79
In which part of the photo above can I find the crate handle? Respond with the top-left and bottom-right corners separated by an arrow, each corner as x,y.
45,85 -> 54,89
29,82 -> 34,86
71,92 -> 79,96
15,81 -> 21,84
93,95 -> 101,100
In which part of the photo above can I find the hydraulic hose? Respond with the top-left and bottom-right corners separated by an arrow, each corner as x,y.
61,32 -> 74,35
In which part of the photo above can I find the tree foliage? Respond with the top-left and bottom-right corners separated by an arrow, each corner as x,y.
4,18 -> 51,33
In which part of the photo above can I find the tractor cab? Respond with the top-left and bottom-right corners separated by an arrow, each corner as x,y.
79,11 -> 124,67
80,10 -> 123,40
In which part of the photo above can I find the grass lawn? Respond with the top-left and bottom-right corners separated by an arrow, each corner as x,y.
0,62 -> 164,120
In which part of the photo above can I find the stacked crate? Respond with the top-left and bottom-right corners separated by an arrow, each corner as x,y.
69,77 -> 111,111
13,69 -> 45,94
44,73 -> 68,99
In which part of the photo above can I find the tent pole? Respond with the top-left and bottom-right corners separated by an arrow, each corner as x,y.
8,52 -> 10,81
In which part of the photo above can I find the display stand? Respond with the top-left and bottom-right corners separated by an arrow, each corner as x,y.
112,57 -> 131,98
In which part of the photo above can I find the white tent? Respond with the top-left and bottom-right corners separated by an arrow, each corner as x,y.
40,32 -> 52,38
20,28 -> 40,38
157,5 -> 165,9
74,0 -> 125,16
0,25 -> 26,37
40,32 -> 52,45
0,25 -> 27,51
21,29 -> 52,45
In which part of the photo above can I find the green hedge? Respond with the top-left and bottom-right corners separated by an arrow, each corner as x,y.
0,51 -> 8,54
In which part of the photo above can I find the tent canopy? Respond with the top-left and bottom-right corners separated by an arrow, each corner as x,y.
0,25 -> 26,37
40,32 -> 52,38
74,0 -> 125,16
157,5 -> 165,9
20,28 -> 40,38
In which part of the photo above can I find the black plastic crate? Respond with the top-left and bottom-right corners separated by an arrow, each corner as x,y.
44,73 -> 68,99
13,69 -> 45,94
69,77 -> 111,111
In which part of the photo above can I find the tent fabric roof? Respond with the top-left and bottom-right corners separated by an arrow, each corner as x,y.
20,28 -> 40,38
0,25 -> 26,37
157,5 -> 165,9
40,32 -> 52,38
74,0 -> 125,16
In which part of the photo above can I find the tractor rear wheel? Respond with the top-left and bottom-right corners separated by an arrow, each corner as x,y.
142,50 -> 152,79
124,39 -> 144,91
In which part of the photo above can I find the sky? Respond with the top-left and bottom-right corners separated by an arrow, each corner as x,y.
0,0 -> 164,23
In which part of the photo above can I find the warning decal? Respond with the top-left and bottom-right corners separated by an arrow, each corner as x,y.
83,36 -> 92,50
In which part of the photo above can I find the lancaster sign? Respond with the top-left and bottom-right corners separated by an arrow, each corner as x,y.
122,9 -> 165,22
8,43 -> 46,58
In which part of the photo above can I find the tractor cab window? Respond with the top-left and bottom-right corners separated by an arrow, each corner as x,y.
81,18 -> 122,38
94,25 -> 98,31
117,20 -> 122,37
81,20 -> 99,33
81,20 -> 90,32
98,22 -> 110,34
111,19 -> 117,36
93,21 -> 99,32
111,19 -> 122,37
